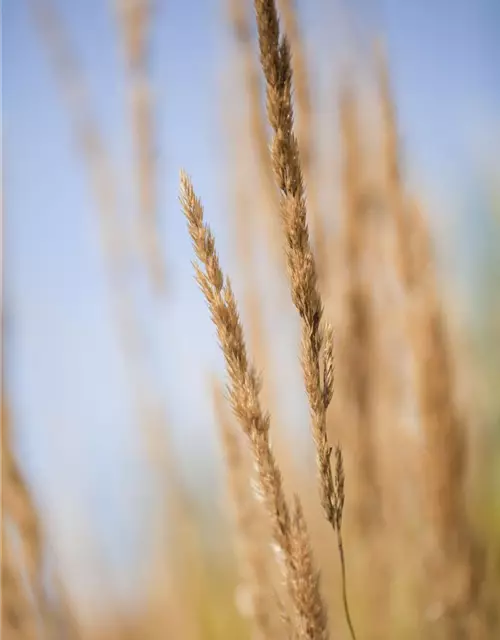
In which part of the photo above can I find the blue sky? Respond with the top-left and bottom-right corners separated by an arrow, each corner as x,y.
3,0 -> 500,608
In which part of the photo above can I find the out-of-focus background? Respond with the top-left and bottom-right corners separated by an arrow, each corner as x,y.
3,0 -> 500,638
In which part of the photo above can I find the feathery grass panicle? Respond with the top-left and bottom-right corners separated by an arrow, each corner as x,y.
2,536 -> 39,640
376,42 -> 480,633
253,0 -> 336,532
2,403 -> 43,639
377,39 -> 469,549
28,0 -> 143,366
275,0 -> 311,175
407,200 -> 468,551
28,0 -> 122,266
276,0 -> 327,280
116,0 -> 166,292
339,84 -> 381,533
375,40 -> 413,289
253,2 -> 357,636
2,415 -> 42,589
180,171 -> 329,640
212,379 -> 280,640
289,497 -> 329,639
407,203 -> 478,637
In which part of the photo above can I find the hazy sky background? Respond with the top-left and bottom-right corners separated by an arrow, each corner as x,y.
3,0 -> 500,608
